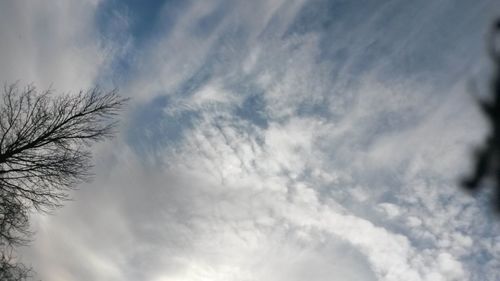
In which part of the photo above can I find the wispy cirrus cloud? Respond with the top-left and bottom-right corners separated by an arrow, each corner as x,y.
0,0 -> 112,92
3,0 -> 500,280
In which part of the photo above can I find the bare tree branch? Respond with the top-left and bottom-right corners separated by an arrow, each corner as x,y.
0,84 -> 128,210
0,82 -> 128,280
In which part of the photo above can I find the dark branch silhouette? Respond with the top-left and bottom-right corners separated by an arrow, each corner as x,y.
0,84 -> 128,210
0,192 -> 31,281
462,19 -> 500,211
0,249 -> 31,281
0,83 -> 128,280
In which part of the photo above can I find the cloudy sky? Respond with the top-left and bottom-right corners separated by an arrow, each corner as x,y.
2,0 -> 500,280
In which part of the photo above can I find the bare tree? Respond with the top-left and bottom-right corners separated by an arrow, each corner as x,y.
0,249 -> 31,281
0,193 -> 31,281
0,83 -> 128,279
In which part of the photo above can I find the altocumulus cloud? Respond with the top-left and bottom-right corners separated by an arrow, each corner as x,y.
2,0 -> 500,280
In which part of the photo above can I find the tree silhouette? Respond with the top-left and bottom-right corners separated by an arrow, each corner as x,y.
462,19 -> 500,211
0,83 -> 128,279
0,192 -> 31,281
0,249 -> 31,281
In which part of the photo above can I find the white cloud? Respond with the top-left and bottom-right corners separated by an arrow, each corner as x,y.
3,0 -> 500,281
0,0 -> 110,92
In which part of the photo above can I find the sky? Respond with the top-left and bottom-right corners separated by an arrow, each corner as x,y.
1,0 -> 500,280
